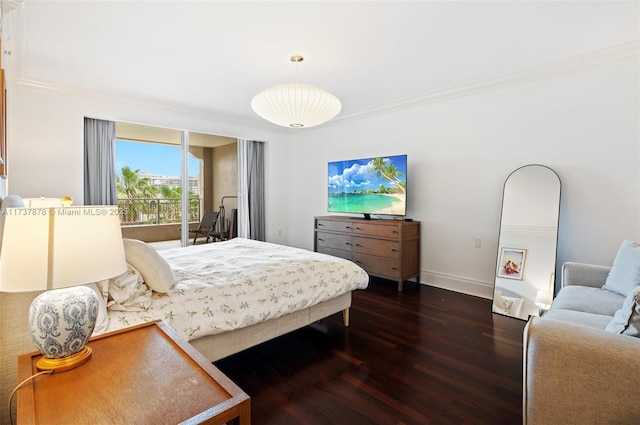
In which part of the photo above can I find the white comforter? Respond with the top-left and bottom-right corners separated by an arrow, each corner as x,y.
106,238 -> 369,341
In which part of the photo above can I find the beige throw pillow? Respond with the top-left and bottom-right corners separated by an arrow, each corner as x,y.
122,238 -> 175,293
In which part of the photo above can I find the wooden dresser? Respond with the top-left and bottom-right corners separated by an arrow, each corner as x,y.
314,215 -> 420,291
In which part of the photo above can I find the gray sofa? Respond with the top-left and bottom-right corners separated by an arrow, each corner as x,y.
523,259 -> 640,424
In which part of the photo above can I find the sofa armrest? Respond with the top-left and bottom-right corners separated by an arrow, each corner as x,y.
561,262 -> 611,288
523,317 -> 640,425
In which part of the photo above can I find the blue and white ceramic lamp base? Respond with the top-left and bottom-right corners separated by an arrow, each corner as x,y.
28,285 -> 98,373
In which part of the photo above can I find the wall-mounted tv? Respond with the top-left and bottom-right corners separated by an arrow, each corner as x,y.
328,154 -> 407,219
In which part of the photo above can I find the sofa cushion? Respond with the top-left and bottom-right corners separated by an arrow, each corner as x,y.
605,286 -> 640,337
551,286 -> 625,317
542,309 -> 613,330
602,240 -> 640,297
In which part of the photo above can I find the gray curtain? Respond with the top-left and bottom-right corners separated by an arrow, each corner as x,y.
237,139 -> 265,241
84,117 -> 117,205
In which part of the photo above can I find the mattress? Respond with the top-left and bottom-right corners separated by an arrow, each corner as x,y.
106,238 -> 369,341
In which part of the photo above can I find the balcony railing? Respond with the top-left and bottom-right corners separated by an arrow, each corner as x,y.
118,197 -> 201,226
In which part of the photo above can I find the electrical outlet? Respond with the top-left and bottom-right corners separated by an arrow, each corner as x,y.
474,238 -> 482,248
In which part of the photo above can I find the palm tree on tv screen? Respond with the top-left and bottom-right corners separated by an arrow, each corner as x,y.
371,157 -> 406,193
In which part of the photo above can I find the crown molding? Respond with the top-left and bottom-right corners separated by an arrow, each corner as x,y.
13,41 -> 639,132
1,0 -> 23,13
333,41 -> 640,124
15,77 -> 284,133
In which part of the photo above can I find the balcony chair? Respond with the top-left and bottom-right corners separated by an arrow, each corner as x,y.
208,208 -> 237,242
189,211 -> 219,245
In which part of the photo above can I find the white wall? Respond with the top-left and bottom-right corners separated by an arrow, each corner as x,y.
5,84 -> 292,244
288,54 -> 639,298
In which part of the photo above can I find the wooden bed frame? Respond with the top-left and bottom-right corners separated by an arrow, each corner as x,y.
0,290 -> 352,424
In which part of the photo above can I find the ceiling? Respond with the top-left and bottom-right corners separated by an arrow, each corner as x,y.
7,1 -> 639,130
116,122 -> 237,147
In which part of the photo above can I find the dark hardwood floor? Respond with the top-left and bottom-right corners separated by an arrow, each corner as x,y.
215,279 -> 526,425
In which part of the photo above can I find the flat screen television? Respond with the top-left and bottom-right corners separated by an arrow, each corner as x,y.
328,154 -> 407,219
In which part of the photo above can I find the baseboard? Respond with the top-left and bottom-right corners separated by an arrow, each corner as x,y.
420,270 -> 494,300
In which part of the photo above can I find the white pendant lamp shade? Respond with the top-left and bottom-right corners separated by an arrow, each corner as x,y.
251,55 -> 341,128
251,82 -> 341,128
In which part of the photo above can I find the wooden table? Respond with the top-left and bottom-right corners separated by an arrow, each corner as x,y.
17,321 -> 250,424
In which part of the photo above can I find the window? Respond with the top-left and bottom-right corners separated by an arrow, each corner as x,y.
115,140 -> 202,225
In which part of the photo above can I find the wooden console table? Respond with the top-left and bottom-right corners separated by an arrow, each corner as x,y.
314,215 -> 420,291
17,321 -> 250,424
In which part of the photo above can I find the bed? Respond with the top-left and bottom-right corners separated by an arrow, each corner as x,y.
105,237 -> 370,360
1,235 -> 369,423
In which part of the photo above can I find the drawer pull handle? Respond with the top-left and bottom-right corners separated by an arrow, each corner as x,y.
318,223 -> 324,227
345,242 -> 352,246
345,226 -> 353,230
392,267 -> 399,271
391,249 -> 398,252
393,230 -> 399,234
318,238 -> 324,242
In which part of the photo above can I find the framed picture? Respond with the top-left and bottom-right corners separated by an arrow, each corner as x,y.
497,248 -> 527,280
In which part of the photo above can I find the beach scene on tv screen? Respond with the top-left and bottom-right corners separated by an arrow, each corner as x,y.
328,155 -> 407,215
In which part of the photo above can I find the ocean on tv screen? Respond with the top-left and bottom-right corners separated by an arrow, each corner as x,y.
328,193 -> 406,215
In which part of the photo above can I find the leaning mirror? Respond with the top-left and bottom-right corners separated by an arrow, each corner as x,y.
492,165 -> 561,320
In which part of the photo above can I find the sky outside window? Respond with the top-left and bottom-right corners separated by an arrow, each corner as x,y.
115,140 -> 200,177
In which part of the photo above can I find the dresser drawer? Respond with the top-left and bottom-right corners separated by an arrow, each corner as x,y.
352,237 -> 399,259
352,222 -> 401,238
315,219 -> 354,233
352,253 -> 400,280
316,247 -> 352,261
316,232 -> 353,251
314,216 -> 420,292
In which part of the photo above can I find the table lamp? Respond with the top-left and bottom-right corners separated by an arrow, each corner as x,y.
535,290 -> 553,310
535,272 -> 555,314
0,206 -> 126,373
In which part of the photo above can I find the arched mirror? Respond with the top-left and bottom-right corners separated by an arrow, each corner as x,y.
492,165 -> 561,320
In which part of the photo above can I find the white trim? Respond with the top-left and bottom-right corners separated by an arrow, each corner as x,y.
11,41 -> 639,130
14,77 -> 277,131
421,270 -> 494,300
334,41 -> 640,124
1,0 -> 22,12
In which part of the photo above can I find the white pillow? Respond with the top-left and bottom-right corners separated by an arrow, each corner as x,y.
84,282 -> 109,336
107,262 -> 152,312
122,238 -> 175,293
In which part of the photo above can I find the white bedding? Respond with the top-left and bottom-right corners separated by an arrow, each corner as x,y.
106,238 -> 369,341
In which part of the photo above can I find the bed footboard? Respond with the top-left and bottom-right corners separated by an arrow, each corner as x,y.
191,291 -> 352,362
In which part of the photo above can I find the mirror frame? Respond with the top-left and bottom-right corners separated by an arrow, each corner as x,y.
492,164 -> 561,320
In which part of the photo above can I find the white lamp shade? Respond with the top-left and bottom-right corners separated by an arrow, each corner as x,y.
0,210 -> 49,290
251,83 -> 342,128
0,206 -> 127,292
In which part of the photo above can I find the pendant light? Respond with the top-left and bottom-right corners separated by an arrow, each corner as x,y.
251,55 -> 342,128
